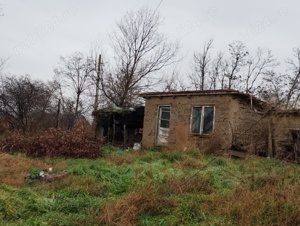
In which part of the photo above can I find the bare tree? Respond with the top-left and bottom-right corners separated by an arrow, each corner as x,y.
193,40 -> 247,90
259,71 -> 287,108
224,40 -> 248,89
54,52 -> 95,119
258,48 -> 300,109
0,75 -> 55,132
0,58 -> 7,75
283,48 -> 300,109
101,6 -> 179,107
210,51 -> 226,89
161,68 -> 187,92
39,80 -> 61,128
242,48 -> 278,94
58,97 -> 77,130
190,38 -> 214,90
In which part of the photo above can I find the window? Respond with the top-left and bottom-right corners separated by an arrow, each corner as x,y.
159,106 -> 170,128
191,106 -> 215,135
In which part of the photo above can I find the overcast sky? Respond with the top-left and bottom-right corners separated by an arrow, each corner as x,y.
1,0 -> 299,82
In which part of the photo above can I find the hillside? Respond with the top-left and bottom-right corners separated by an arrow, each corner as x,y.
1,147 -> 300,225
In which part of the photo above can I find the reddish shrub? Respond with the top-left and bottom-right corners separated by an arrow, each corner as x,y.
1,127 -> 105,158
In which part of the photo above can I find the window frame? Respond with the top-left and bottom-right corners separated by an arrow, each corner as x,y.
190,105 -> 215,135
157,105 -> 171,129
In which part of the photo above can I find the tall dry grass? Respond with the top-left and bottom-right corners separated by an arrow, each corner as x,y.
215,185 -> 300,225
0,152 -> 67,187
211,172 -> 300,226
97,186 -> 176,225
164,174 -> 213,195
199,132 -> 224,154
0,152 -> 47,187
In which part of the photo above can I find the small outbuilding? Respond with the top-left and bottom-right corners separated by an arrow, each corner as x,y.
140,89 -> 268,154
93,105 -> 144,146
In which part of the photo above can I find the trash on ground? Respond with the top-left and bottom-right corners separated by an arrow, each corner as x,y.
25,168 -> 68,182
133,142 -> 141,151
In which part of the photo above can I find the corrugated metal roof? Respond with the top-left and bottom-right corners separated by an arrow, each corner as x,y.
92,105 -> 144,116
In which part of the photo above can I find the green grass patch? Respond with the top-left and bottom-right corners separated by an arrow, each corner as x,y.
1,149 -> 300,225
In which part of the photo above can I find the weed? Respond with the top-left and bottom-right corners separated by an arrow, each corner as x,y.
97,185 -> 176,225
210,157 -> 228,167
138,213 -> 178,225
216,185 -> 300,226
100,145 -> 119,155
164,174 -> 212,195
148,146 -> 162,152
137,151 -> 163,163
1,148 -> 300,225
161,152 -> 183,162
0,152 -> 50,187
200,132 -> 223,154
105,151 -> 140,165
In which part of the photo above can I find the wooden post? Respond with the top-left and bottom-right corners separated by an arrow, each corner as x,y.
93,54 -> 102,141
268,116 -> 273,157
112,114 -> 115,143
107,114 -> 111,141
294,131 -> 299,162
123,124 -> 127,145
93,115 -> 98,141
56,99 -> 61,128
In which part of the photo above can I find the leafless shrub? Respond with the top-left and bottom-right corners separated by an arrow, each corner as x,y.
200,132 -> 223,154
170,122 -> 198,151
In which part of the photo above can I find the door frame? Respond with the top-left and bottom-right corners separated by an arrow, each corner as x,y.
155,105 -> 171,146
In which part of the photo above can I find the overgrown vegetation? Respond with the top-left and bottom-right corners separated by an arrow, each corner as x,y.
0,127 -> 104,158
0,147 -> 299,225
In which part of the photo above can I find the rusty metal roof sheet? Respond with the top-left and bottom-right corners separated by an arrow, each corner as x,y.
141,89 -> 247,97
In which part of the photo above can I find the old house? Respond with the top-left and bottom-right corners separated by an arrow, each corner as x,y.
140,89 -> 268,154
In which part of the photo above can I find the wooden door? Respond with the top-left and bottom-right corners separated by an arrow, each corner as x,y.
156,106 -> 170,146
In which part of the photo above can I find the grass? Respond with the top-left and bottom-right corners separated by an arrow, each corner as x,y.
0,146 -> 300,225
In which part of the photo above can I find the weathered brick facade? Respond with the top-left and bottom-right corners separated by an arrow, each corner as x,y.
140,90 -> 267,152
